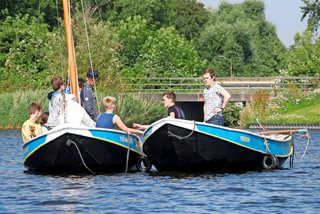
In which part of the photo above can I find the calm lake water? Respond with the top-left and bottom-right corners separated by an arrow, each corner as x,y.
0,129 -> 319,213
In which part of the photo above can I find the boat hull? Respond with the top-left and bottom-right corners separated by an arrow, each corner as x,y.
142,118 -> 293,172
23,125 -> 143,174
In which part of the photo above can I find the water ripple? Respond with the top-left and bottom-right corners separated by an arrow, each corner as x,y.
0,130 -> 319,213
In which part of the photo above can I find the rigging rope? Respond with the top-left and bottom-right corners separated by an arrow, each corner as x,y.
80,0 -> 100,114
33,0 -> 42,90
55,0 -> 65,76
68,0 -> 79,86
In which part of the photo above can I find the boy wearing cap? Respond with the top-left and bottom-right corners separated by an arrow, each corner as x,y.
80,70 -> 99,121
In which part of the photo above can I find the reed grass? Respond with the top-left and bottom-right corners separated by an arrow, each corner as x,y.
0,90 -> 165,129
240,89 -> 320,128
1,89 -> 319,130
0,90 -> 49,129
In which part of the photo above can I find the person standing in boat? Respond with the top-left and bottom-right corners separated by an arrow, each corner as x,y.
78,78 -> 86,94
133,91 -> 185,130
80,70 -> 99,121
47,76 -> 66,129
96,96 -> 143,135
21,103 -> 43,142
203,68 -> 231,126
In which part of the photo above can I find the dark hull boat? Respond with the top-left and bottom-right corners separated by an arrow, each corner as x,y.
141,118 -> 299,173
23,124 -> 144,174
21,0 -> 152,174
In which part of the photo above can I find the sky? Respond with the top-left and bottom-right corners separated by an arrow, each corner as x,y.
198,0 -> 308,47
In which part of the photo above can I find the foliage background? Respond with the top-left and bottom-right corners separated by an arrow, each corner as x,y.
0,0 -> 319,92
0,0 -> 320,128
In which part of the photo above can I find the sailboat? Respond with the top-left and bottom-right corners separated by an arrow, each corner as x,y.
22,0 -> 148,174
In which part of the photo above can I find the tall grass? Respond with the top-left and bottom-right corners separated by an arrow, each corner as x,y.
1,89 -> 319,130
0,90 -> 165,129
96,92 -> 166,126
240,88 -> 320,128
0,90 -> 49,129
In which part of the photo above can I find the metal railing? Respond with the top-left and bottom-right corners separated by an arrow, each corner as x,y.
114,76 -> 319,93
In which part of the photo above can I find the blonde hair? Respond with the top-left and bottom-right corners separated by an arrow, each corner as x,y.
102,96 -> 116,109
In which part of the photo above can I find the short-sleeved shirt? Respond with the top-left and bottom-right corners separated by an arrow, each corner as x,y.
168,105 -> 185,119
80,83 -> 99,121
203,83 -> 224,121
96,112 -> 116,129
21,119 -> 42,142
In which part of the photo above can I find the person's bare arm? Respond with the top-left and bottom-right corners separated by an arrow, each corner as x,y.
169,112 -> 175,118
203,100 -> 206,122
114,116 -> 143,134
133,123 -> 149,130
220,89 -> 231,110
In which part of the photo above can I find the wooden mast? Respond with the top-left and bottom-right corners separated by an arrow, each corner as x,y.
62,0 -> 79,99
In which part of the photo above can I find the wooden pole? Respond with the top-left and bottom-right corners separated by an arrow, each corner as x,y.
62,0 -> 79,99
257,129 -> 307,135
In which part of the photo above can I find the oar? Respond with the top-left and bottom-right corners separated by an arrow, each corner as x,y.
257,129 -> 308,135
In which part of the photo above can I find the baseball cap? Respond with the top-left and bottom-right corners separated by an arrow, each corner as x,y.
87,70 -> 99,78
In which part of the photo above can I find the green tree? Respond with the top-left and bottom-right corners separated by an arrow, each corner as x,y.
98,0 -> 170,28
114,16 -> 154,67
301,0 -> 320,34
196,0 -> 285,77
132,27 -> 205,78
0,0 -> 59,29
0,14 -> 50,91
166,0 -> 210,40
52,9 -> 123,90
284,30 -> 320,76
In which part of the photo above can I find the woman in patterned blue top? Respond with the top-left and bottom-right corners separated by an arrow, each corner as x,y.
203,68 -> 231,126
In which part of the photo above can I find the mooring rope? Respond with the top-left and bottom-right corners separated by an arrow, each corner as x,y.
167,120 -> 196,140
294,130 -> 311,160
66,139 -> 95,175
256,118 -> 266,132
290,144 -> 294,168
125,132 -> 132,173
263,136 -> 271,154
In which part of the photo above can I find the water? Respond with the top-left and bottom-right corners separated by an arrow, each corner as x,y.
0,130 -> 319,213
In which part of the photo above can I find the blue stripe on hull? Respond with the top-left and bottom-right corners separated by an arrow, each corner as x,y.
23,128 -> 142,173
196,124 -> 293,157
